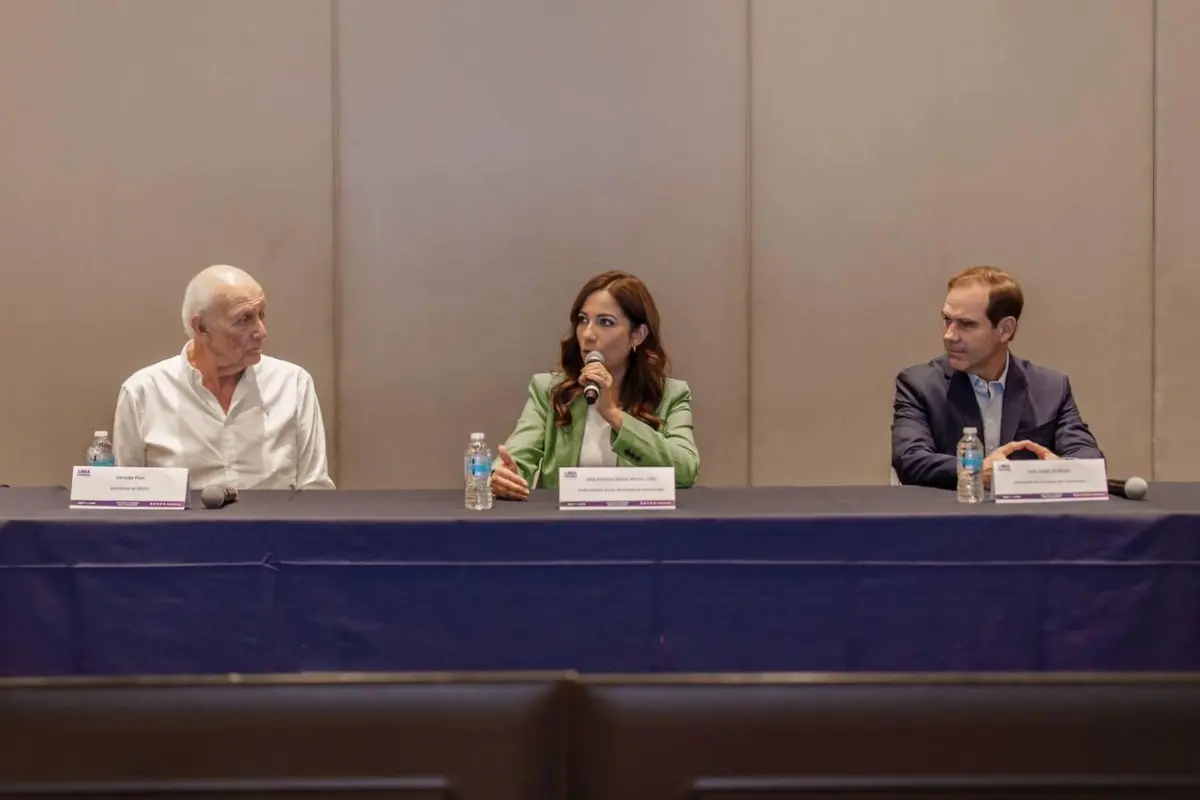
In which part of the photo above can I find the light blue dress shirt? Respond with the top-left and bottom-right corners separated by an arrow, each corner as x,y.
968,354 -> 1010,455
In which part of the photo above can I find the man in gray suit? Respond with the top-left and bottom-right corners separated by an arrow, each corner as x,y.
891,266 -> 1103,490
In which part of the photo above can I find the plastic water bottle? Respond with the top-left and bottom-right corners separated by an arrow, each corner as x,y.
464,432 -> 493,511
86,430 -> 115,467
956,426 -> 984,504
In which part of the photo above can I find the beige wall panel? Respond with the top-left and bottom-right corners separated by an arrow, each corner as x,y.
337,0 -> 749,488
1153,0 -> 1200,480
750,0 -> 1152,484
0,0 -> 335,485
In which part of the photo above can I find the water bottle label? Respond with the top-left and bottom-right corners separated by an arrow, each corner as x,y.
470,456 -> 491,478
961,453 -> 983,472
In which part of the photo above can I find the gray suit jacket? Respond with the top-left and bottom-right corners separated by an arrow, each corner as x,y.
891,354 -> 1103,489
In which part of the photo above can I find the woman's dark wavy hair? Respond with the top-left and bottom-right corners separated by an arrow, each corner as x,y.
551,271 -> 670,429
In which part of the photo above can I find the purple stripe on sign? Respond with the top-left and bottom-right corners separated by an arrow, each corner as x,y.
560,499 -> 676,509
70,499 -> 186,509
994,491 -> 1108,501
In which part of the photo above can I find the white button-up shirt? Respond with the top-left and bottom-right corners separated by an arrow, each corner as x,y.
113,344 -> 335,490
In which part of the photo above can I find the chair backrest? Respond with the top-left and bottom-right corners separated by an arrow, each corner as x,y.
0,674 -> 569,800
570,676 -> 1200,800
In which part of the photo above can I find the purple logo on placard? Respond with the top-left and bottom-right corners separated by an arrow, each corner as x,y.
996,463 -> 1011,472
75,467 -> 92,477
562,470 -> 577,478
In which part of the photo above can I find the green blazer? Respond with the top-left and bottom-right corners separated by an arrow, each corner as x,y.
499,372 -> 699,489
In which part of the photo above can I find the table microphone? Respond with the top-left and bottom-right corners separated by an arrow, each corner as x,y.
582,350 -> 605,405
200,485 -> 239,509
1107,476 -> 1148,501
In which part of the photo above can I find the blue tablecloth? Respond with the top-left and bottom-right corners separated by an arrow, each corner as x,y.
1,485 -> 1198,676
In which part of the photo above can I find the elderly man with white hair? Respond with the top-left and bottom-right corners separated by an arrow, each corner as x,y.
113,265 -> 335,490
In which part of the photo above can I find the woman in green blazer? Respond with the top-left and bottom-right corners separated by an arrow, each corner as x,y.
491,271 -> 699,499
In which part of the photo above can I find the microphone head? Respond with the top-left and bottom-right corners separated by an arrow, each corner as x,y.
1124,476 -> 1148,501
582,351 -> 605,405
200,485 -> 226,509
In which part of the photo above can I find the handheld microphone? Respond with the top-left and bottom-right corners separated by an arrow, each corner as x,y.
582,350 -> 606,405
1107,476 -> 1148,501
200,485 -> 239,509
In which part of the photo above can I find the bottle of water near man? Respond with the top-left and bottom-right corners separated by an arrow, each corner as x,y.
956,426 -> 984,503
86,430 -> 115,467
464,432 -> 493,511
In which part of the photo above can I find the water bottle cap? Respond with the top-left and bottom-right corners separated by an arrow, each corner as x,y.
962,427 -> 977,434
470,432 -> 485,441
94,430 -> 108,438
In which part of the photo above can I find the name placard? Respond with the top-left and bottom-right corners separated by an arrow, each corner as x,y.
992,458 -> 1108,503
69,466 -> 190,510
558,466 -> 676,510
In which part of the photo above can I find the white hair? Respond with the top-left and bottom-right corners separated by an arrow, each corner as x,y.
181,264 -> 259,338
